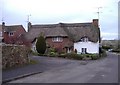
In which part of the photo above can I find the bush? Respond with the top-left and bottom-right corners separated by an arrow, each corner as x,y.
112,49 -> 120,53
58,53 -> 101,60
36,35 -> 46,54
90,54 -> 99,60
49,52 -> 58,57
59,54 -> 66,58
62,53 -> 84,60
102,45 -> 111,51
49,48 -> 56,53
99,49 -> 107,57
31,50 -> 39,56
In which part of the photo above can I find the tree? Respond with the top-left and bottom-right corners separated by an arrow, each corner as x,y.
36,34 -> 46,54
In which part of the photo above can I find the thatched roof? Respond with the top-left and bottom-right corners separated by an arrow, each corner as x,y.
62,23 -> 100,42
25,21 -> 100,43
25,24 -> 68,41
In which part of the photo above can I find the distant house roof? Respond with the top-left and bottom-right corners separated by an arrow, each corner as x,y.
4,25 -> 26,32
25,20 -> 100,43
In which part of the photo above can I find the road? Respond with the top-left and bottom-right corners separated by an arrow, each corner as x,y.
9,52 -> 118,83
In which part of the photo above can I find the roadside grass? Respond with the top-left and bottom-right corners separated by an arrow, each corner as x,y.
3,59 -> 38,71
29,59 -> 38,64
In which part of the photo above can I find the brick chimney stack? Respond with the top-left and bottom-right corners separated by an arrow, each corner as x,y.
2,22 -> 5,37
93,19 -> 99,27
28,22 -> 31,32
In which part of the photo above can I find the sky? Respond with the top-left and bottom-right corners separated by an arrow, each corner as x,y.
0,0 -> 119,40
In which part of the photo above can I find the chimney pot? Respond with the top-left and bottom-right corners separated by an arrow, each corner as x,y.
93,19 -> 99,27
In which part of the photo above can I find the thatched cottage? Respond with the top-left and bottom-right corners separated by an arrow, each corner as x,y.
25,19 -> 101,54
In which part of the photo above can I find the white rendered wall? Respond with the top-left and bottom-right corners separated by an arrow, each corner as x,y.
74,41 -> 99,54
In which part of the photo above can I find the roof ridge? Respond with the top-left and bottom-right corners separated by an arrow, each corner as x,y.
5,25 -> 22,27
32,22 -> 92,26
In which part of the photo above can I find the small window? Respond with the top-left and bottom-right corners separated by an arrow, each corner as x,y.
82,48 -> 87,54
9,32 -> 14,36
52,37 -> 63,42
81,37 -> 88,42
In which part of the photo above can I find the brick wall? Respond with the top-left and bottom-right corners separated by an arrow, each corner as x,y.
2,44 -> 30,69
46,37 -> 73,53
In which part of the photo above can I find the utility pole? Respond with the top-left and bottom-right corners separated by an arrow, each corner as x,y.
96,7 -> 102,26
1,0 -> 4,23
2,17 -> 4,22
27,14 -> 31,23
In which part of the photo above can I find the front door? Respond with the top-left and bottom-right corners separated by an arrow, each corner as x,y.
67,48 -> 71,53
81,48 -> 87,54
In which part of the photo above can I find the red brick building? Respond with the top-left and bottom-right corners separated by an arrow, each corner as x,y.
2,22 -> 27,45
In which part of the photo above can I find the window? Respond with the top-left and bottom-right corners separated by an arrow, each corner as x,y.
52,37 -> 63,42
9,32 -> 14,36
81,37 -> 88,42
82,48 -> 87,54
0,32 -> 2,37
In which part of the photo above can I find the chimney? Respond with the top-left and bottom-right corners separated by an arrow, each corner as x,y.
28,22 -> 31,32
58,22 -> 63,27
2,22 -> 5,35
92,19 -> 99,27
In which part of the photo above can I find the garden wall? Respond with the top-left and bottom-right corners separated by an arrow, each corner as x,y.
2,44 -> 30,69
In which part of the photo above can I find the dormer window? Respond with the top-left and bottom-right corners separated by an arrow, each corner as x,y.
9,32 -> 14,36
81,37 -> 88,42
52,37 -> 63,42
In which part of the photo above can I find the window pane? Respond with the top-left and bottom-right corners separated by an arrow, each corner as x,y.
52,37 -> 63,42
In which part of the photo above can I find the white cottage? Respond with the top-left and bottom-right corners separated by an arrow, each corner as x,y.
73,19 -> 100,54
74,40 -> 99,54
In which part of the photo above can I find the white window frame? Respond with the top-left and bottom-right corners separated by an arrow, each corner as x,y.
0,32 -> 2,37
81,37 -> 88,42
52,37 -> 63,42
9,32 -> 14,36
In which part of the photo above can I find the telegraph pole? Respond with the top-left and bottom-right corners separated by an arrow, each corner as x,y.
96,7 -> 102,26
27,14 -> 31,22
1,0 -> 4,23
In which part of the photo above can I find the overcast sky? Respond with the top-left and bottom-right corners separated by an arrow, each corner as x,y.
0,0 -> 119,40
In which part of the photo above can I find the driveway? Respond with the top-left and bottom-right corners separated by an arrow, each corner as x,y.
8,52 -> 118,83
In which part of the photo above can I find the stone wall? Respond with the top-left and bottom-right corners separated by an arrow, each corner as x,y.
2,44 -> 30,69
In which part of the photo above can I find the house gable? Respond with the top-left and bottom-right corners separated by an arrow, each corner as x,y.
3,24 -> 26,44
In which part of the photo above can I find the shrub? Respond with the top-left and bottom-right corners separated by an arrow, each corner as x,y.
59,54 -> 66,58
112,49 -> 120,53
31,50 -> 39,56
29,59 -> 38,64
49,52 -> 58,57
64,53 -> 84,60
36,35 -> 46,54
102,45 -> 111,51
49,48 -> 56,53
99,49 -> 107,57
90,54 -> 99,60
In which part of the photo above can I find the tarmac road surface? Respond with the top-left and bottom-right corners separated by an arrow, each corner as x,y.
9,52 -> 118,83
